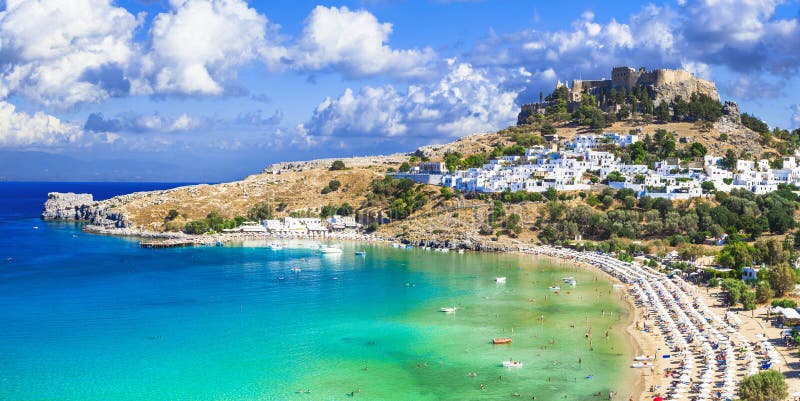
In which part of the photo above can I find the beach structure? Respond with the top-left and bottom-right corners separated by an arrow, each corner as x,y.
532,245 -> 782,400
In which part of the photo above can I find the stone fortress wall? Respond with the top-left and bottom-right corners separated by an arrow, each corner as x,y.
568,67 -> 720,105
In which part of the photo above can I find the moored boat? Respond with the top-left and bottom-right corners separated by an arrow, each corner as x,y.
495,277 -> 506,283
268,242 -> 283,250
502,360 -> 523,368
319,245 -> 342,254
492,338 -> 512,344
355,251 -> 366,256
439,307 -> 457,313
548,286 -> 561,291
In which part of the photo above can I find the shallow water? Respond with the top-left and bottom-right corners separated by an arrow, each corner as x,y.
0,183 -> 635,400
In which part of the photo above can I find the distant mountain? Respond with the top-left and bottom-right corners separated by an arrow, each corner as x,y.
0,150 -> 190,182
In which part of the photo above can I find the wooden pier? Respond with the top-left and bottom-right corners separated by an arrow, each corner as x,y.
139,239 -> 197,249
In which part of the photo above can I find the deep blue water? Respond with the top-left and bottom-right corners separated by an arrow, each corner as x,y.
0,182 -> 632,401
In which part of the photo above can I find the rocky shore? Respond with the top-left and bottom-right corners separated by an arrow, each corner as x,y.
42,192 -> 129,228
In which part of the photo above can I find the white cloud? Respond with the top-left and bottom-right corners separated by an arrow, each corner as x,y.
290,6 -> 436,79
0,101 -> 83,146
138,0 -> 285,95
0,0 -> 141,108
303,60 -> 520,139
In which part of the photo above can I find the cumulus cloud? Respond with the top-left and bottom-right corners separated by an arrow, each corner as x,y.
302,60 -> 520,139
0,0 -> 141,108
467,0 -> 800,100
138,0 -> 286,95
289,6 -> 436,79
84,111 -> 205,133
0,101 -> 83,146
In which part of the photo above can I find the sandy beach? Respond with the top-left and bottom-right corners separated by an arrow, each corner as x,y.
527,246 -> 794,401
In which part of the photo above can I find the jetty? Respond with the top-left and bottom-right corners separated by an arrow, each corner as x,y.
139,239 -> 197,249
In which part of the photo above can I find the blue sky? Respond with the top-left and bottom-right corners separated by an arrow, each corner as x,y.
1,0 -> 799,181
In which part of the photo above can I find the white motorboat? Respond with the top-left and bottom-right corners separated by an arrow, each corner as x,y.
495,277 -> 507,283
268,242 -> 283,250
548,286 -> 561,291
439,307 -> 457,313
502,360 -> 523,368
319,245 -> 343,254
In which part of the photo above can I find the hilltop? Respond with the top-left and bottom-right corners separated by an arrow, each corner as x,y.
41,67 -> 800,257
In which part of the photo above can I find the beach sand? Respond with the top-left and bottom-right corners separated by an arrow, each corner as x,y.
696,287 -> 800,395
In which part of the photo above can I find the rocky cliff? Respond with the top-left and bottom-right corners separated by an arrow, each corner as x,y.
42,192 -> 128,228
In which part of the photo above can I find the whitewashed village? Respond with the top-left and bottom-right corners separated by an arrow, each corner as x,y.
399,132 -> 800,200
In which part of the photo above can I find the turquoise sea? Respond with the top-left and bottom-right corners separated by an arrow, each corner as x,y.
0,183 -> 635,400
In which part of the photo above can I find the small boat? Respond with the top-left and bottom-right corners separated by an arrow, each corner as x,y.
502,360 -> 523,368
319,245 -> 342,254
32,226 -> 39,230
634,355 -> 655,361
355,251 -> 366,256
495,277 -> 507,283
564,278 -> 576,286
291,267 -> 301,273
439,307 -> 457,313
548,286 -> 561,291
493,338 -> 512,345
631,361 -> 652,368
268,242 -> 283,250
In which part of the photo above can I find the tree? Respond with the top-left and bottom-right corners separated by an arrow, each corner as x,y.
166,209 -> 179,221
656,100 -> 670,122
399,162 -> 411,172
701,181 -> 715,194
320,204 -> 337,218
721,278 -> 748,306
327,180 -> 341,192
768,263 -> 797,297
336,202 -> 353,216
755,281 -> 773,304
606,171 -> 626,182
738,370 -> 788,401
440,187 -> 454,200
741,290 -> 756,311
330,160 -> 346,170
538,187 -> 555,202
184,220 -> 210,234
688,142 -> 707,157
247,202 -> 273,221
540,122 -> 556,137
505,213 -> 522,236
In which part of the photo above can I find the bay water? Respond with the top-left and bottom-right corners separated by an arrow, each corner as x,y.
0,183 -> 634,400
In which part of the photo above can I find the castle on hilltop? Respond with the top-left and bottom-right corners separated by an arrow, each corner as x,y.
519,67 -> 721,124
563,66 -> 719,104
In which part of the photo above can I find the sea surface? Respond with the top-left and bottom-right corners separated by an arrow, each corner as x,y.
0,182 -> 635,401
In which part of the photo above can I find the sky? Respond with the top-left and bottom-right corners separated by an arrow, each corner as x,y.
1,0 -> 799,182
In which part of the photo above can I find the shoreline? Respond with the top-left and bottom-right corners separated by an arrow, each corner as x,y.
532,253 -> 657,401
72,223 -> 796,399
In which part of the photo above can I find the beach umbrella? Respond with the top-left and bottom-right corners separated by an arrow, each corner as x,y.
653,397 -> 664,401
